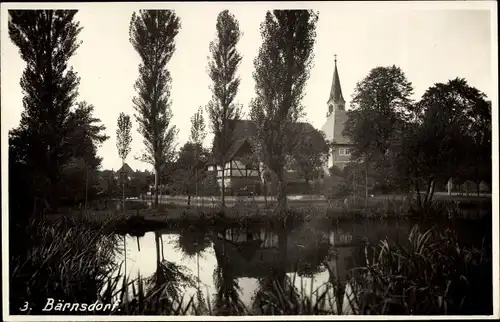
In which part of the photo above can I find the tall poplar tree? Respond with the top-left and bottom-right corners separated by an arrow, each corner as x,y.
206,10 -> 243,208
190,107 -> 207,201
129,10 -> 181,208
250,10 -> 318,213
116,112 -> 133,210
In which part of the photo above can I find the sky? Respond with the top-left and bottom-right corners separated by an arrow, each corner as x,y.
1,1 -> 497,172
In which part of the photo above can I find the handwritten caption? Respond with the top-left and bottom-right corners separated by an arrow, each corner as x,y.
20,298 -> 121,313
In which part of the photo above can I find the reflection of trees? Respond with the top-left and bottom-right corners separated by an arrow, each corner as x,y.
132,232 -> 196,314
176,227 -> 212,258
212,229 -> 247,315
251,229 -> 301,315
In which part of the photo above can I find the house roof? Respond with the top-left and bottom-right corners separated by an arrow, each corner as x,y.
222,119 -> 325,160
117,163 -> 135,174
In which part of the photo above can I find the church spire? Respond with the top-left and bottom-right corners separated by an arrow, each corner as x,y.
327,54 -> 345,109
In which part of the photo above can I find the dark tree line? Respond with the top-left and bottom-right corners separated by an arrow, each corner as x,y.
339,66 -> 491,212
8,10 -> 109,225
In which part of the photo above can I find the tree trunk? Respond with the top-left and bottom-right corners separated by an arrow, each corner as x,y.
476,182 -> 480,197
275,168 -> 287,215
428,179 -> 436,205
264,180 -> 268,206
221,161 -> 226,208
154,165 -> 160,209
352,171 -> 356,206
195,166 -> 199,207
154,232 -> 163,285
122,159 -> 125,213
188,194 -> 191,206
423,179 -> 432,208
364,166 -> 368,209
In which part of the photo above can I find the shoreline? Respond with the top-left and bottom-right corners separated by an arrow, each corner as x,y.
50,201 -> 492,237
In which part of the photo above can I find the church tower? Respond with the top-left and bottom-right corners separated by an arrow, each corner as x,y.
321,55 -> 353,173
327,55 -> 346,116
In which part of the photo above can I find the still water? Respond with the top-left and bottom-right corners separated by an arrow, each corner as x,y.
109,218 -> 489,310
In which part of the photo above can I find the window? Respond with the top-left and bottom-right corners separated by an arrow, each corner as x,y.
339,148 -> 352,156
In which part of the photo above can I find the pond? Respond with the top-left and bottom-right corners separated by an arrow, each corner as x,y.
109,218 -> 490,311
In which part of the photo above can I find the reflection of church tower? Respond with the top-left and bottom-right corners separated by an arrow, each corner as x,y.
321,56 -> 354,173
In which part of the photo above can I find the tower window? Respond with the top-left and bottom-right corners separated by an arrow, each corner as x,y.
339,148 -> 352,156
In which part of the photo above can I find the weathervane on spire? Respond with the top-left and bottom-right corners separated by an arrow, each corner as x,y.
334,54 -> 337,64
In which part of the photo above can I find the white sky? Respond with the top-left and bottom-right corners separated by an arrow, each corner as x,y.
1,1 -> 496,172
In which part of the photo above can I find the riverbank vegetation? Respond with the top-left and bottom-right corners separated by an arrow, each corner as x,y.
11,215 -> 492,316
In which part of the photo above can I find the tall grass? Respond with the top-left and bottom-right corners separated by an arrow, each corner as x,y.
10,216 -> 122,315
349,225 -> 492,315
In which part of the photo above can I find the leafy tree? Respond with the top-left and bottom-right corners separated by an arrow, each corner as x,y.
171,142 -> 210,205
8,10 -> 83,213
250,10 -> 318,213
206,10 -> 243,208
190,107 -> 207,200
116,112 -> 133,209
343,66 -> 415,191
291,127 -> 329,190
404,78 -> 492,209
129,10 -> 181,208
61,101 -> 109,206
190,106 -> 207,146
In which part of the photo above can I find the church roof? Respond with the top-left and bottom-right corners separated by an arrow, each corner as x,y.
320,109 -> 352,145
328,57 -> 345,105
333,111 -> 351,145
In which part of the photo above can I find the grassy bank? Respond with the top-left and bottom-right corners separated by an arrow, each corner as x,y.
10,215 -> 492,316
49,196 -> 492,237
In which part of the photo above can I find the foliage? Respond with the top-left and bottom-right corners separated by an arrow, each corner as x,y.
291,128 -> 330,185
129,9 -> 181,208
10,217 -> 121,315
170,142 -> 210,202
116,113 -> 133,162
344,66 -> 491,213
175,228 -> 212,258
190,106 -> 207,145
206,9 -> 243,207
8,9 -> 84,212
59,102 -> 109,204
343,65 -> 415,191
351,225 -> 492,315
250,10 -> 318,213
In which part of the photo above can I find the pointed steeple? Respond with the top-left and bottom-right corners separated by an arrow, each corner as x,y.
327,55 -> 345,109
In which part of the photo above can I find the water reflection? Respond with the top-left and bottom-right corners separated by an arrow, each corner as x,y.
113,219 -> 487,313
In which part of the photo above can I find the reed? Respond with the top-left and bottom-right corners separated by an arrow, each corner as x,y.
349,225 -> 492,315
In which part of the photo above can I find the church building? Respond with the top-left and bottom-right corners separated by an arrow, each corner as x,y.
321,56 -> 355,173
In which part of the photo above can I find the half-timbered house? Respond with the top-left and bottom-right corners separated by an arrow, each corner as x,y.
206,119 -> 327,196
